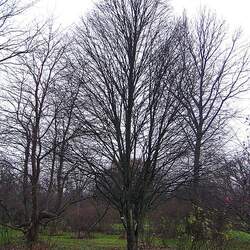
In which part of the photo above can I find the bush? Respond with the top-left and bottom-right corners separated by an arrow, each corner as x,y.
178,206 -> 233,250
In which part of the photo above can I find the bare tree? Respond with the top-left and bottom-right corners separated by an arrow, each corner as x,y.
220,143 -> 250,231
0,23 -> 87,243
73,0 -> 188,249
0,0 -> 36,65
176,10 -> 250,209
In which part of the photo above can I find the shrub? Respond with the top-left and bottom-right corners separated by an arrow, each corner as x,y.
178,206 -> 233,250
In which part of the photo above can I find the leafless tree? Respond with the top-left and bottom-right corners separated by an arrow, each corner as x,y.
0,0 -> 36,66
176,10 -> 250,208
72,0 -> 188,249
220,143 -> 250,231
0,23 -> 90,243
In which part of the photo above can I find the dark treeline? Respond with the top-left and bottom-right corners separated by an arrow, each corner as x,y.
0,0 -> 249,250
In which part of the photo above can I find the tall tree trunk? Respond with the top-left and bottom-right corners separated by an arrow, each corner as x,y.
46,137 -> 57,210
192,136 -> 202,206
126,208 -> 139,250
192,135 -> 202,238
26,219 -> 39,243
23,138 -> 30,223
55,137 -> 66,211
127,228 -> 138,250
27,124 -> 39,244
27,174 -> 39,243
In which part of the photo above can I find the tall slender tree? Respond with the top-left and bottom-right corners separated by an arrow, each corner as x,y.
73,1 -> 187,249
177,10 -> 249,211
0,24 -> 70,243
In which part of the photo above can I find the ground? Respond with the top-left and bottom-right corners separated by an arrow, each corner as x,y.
0,227 -> 250,249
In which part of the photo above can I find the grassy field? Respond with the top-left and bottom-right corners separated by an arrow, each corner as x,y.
225,230 -> 250,250
0,226 -> 22,246
0,228 -> 126,250
43,232 -> 126,249
1,226 -> 250,249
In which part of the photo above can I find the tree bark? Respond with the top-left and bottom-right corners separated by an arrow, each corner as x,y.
23,138 -> 31,223
26,220 -> 39,244
126,208 -> 139,250
27,122 -> 39,243
192,136 -> 202,206
126,228 -> 138,250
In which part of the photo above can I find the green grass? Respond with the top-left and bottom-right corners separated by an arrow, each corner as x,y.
43,232 -> 126,249
228,230 -> 250,242
161,238 -> 179,247
0,229 -> 126,249
0,226 -> 22,246
225,230 -> 250,250
1,226 -> 250,250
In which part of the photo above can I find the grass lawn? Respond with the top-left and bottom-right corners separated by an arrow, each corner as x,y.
0,228 -> 126,250
43,232 -> 126,249
1,226 -> 250,249
226,230 -> 250,250
0,226 -> 22,246
228,230 -> 250,242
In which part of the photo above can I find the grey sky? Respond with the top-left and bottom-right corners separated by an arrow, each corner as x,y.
33,0 -> 250,37
31,0 -> 250,143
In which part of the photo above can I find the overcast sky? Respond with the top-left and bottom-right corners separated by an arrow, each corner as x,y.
32,0 -> 250,37
30,0 -> 250,143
